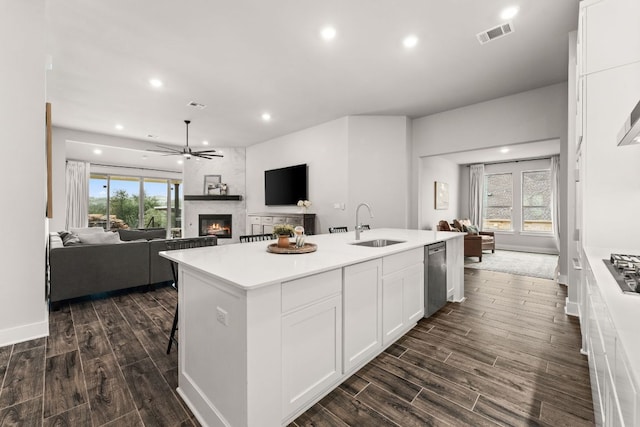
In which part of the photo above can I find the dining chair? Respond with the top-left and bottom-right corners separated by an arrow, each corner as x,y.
165,236 -> 217,354
328,226 -> 348,233
239,233 -> 276,243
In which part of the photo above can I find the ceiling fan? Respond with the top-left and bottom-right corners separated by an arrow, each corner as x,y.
147,120 -> 223,159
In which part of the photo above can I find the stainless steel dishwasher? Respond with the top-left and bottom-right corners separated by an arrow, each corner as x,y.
425,242 -> 447,317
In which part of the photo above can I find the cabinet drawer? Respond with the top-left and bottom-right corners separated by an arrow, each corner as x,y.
261,216 -> 273,225
286,217 -> 303,226
249,216 -> 261,225
273,216 -> 286,224
383,248 -> 423,275
282,269 -> 341,313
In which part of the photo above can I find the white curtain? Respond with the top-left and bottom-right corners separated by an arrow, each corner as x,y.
469,164 -> 485,228
65,160 -> 90,229
550,155 -> 560,251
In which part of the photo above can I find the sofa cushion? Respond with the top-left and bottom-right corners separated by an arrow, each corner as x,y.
466,224 -> 479,235
58,231 -> 81,246
78,231 -> 122,245
70,227 -> 104,235
118,228 -> 167,241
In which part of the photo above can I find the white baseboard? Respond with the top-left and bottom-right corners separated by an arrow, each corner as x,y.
0,319 -> 49,348
564,297 -> 580,317
557,274 -> 568,285
495,245 -> 559,255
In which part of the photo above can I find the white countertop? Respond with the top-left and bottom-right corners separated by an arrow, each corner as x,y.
160,228 -> 462,290
585,247 -> 640,385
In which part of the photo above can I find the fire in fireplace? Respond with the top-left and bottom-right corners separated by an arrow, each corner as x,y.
199,214 -> 232,239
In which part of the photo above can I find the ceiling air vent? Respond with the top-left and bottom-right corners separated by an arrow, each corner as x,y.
187,101 -> 207,110
477,22 -> 514,45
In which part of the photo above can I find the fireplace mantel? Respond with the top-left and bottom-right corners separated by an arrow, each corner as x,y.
185,195 -> 243,201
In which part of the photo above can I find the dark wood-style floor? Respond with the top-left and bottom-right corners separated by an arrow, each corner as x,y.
0,268 -> 594,427
290,268 -> 594,427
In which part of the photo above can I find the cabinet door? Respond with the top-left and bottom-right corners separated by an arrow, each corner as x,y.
382,270 -> 405,346
343,260 -> 382,373
263,224 -> 274,235
583,0 -> 640,75
251,224 -> 262,235
282,295 -> 342,418
382,262 -> 425,346
403,264 -> 424,324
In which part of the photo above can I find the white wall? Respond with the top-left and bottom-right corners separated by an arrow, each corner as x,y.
347,116 -> 410,230
0,1 -> 49,346
245,116 -> 410,235
183,147 -> 247,244
246,118 -> 350,234
418,157 -> 461,230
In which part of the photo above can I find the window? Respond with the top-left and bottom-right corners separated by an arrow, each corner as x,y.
522,170 -> 552,232
89,174 -> 181,232
483,173 -> 512,231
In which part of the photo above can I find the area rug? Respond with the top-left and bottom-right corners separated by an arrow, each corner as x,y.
464,250 -> 558,280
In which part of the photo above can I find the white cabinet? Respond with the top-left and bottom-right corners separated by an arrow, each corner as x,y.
582,0 -> 640,76
381,248 -> 424,346
247,213 -> 316,235
281,270 -> 342,419
343,260 -> 382,374
584,256 -> 639,427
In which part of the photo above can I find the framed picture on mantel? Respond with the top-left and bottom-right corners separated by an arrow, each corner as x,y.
434,181 -> 449,210
204,175 -> 222,195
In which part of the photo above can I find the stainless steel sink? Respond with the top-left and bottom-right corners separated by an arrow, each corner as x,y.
350,239 -> 405,247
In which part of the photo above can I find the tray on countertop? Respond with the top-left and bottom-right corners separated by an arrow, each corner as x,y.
267,242 -> 317,254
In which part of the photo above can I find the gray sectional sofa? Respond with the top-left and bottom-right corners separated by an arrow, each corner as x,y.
48,229 -> 217,303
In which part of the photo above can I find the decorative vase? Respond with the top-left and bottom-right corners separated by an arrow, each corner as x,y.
277,234 -> 290,248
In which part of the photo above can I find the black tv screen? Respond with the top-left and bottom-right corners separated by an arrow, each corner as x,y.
264,164 -> 308,206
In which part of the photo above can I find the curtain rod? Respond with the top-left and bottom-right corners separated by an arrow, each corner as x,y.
67,159 -> 180,174
465,155 -> 556,167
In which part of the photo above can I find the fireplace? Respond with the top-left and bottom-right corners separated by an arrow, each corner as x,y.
199,214 -> 232,239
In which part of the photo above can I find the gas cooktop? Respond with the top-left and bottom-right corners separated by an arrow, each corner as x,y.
603,254 -> 640,295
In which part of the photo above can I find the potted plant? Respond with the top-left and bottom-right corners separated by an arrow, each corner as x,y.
273,224 -> 294,248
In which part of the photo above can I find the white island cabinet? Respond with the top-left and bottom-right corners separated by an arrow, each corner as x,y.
161,228 -> 464,427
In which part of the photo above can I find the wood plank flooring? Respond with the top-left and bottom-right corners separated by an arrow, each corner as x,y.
290,268 -> 595,427
0,268 -> 594,426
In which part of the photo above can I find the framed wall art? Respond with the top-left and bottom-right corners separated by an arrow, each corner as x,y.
434,181 -> 449,210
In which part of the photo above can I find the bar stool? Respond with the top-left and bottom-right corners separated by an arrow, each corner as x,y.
165,236 -> 217,354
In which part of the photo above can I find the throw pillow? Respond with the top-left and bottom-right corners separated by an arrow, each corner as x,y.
78,231 -> 122,245
58,230 -> 81,246
466,225 -> 479,235
70,227 -> 104,235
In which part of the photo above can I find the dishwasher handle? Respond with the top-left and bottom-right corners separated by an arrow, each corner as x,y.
427,243 -> 446,255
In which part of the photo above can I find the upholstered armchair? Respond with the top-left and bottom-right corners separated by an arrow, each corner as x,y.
437,219 -> 495,262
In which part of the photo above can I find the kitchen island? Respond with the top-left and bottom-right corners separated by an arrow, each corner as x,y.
161,228 -> 464,427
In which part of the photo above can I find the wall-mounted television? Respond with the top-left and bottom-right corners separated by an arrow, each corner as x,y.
264,164 -> 308,206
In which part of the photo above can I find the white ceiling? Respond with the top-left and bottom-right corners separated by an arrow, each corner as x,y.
46,0 -> 579,154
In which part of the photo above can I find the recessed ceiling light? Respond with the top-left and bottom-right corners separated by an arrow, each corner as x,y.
202,140 -> 209,145
403,35 -> 419,49
149,78 -> 163,88
500,6 -> 519,20
93,148 -> 102,155
320,26 -> 337,41
177,159 -> 184,165
115,124 -> 124,130
262,112 -> 272,122
634,136 -> 640,143
500,147 -> 510,153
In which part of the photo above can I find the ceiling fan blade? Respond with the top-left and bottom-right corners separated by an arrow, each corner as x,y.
148,145 -> 184,153
192,149 -> 220,154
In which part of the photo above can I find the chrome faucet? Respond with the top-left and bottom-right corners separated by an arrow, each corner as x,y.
355,203 -> 374,240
